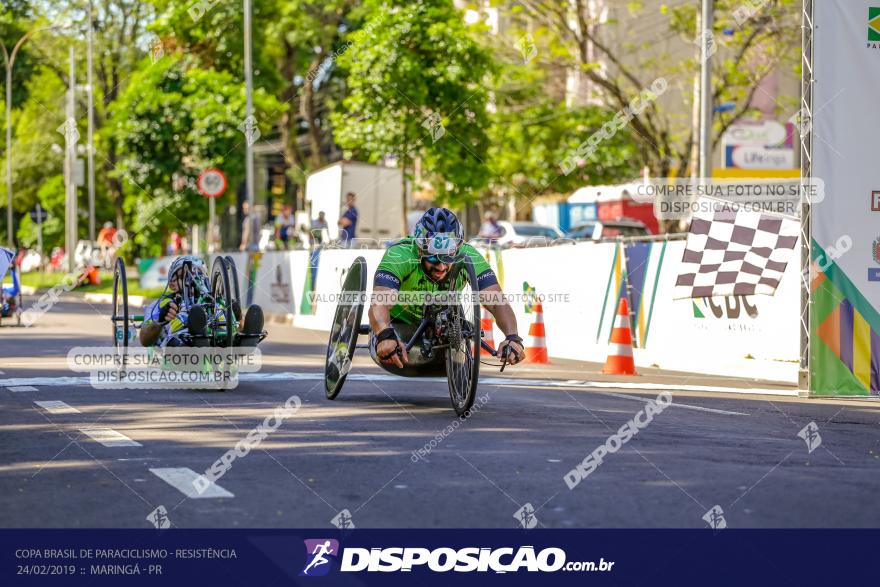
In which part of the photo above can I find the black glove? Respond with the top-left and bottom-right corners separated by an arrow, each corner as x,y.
158,299 -> 179,323
376,327 -> 402,360
500,334 -> 524,359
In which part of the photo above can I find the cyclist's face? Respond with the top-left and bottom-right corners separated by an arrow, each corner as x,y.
421,258 -> 450,281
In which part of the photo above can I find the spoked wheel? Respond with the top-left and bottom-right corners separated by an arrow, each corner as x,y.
211,257 -> 235,347
446,256 -> 481,416
112,258 -> 130,365
325,256 -> 366,400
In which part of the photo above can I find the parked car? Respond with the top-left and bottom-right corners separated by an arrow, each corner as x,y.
564,218 -> 650,241
471,221 -> 563,248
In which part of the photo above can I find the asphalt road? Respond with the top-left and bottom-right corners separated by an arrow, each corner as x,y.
1,300 -> 879,529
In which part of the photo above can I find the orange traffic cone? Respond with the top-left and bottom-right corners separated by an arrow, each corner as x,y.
524,300 -> 549,364
602,298 -> 637,375
480,307 -> 495,356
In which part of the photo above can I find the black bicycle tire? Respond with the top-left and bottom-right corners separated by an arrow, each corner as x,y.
211,257 -> 235,347
446,256 -> 481,416
113,257 -> 129,351
325,257 -> 367,399
224,255 -> 242,306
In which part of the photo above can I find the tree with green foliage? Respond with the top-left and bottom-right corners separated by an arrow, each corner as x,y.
511,0 -> 800,176
107,55 -> 279,257
331,0 -> 494,232
488,101 -> 641,199
264,0 -> 356,183
483,42 -> 642,216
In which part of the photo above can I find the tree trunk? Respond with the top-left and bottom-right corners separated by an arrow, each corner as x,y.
401,132 -> 409,237
301,57 -> 325,168
279,40 -> 307,208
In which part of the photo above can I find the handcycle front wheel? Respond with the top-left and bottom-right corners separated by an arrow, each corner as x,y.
446,256 -> 481,416
325,256 -> 367,400
112,257 -> 130,351
224,255 -> 242,308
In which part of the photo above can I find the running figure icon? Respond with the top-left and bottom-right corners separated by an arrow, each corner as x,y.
300,539 -> 339,576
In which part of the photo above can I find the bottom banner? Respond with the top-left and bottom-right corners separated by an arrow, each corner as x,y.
0,529 -> 873,585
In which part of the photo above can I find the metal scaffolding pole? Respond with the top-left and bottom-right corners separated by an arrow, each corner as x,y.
798,0 -> 815,395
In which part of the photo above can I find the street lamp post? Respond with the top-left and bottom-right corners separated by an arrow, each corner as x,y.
1,23 -> 68,249
87,0 -> 96,242
243,0 -> 257,251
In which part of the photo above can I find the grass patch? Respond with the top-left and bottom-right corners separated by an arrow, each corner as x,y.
19,270 -> 165,299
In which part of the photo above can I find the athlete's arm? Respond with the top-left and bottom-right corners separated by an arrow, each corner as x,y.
482,284 -> 517,335
139,301 -> 178,347
368,285 -> 409,368
481,284 -> 524,364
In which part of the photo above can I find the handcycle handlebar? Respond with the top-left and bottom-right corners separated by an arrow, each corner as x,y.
480,339 -> 512,372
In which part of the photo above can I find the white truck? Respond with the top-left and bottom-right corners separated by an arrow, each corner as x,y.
305,161 -> 408,243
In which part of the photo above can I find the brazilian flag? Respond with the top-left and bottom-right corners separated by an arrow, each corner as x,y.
870,7 -> 880,41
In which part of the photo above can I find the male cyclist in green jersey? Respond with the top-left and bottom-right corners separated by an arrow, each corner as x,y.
368,207 -> 524,375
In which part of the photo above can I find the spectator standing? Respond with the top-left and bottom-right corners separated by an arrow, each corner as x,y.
338,192 -> 358,246
478,211 -> 503,243
274,204 -> 296,250
239,201 -> 252,251
168,231 -> 182,255
97,221 -> 118,269
311,211 -> 329,244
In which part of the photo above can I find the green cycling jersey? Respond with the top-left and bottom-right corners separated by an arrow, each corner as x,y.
373,238 -> 499,324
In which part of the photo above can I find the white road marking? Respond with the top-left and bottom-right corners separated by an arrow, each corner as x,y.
34,400 -> 80,414
484,376 -> 793,398
7,385 -> 37,392
598,391 -> 749,416
2,377 -> 85,387
150,467 -> 234,499
0,371 -> 797,398
78,428 -> 142,447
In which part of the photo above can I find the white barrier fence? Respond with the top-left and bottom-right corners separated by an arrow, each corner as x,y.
140,240 -> 800,383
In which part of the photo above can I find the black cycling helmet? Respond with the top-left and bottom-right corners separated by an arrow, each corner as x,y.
413,207 -> 464,262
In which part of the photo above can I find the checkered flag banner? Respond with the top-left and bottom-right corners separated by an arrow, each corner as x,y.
673,197 -> 799,299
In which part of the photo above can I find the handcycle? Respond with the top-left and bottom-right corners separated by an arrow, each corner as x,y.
110,255 -> 264,356
323,256 -> 513,416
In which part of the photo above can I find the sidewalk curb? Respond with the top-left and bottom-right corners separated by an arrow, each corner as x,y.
83,292 -> 146,306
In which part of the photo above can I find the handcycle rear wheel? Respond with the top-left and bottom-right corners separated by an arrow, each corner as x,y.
325,257 -> 367,400
211,257 -> 235,347
446,256 -> 481,416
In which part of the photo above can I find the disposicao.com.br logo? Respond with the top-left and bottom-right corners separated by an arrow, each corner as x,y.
300,539 -> 339,576
299,541 -> 614,575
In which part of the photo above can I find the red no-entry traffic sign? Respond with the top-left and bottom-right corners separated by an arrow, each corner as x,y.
197,169 -> 227,198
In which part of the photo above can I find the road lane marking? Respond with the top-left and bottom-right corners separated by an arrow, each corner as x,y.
78,428 -> 142,447
0,371 -> 797,398
598,391 -> 748,416
150,467 -> 234,499
34,400 -> 80,414
7,385 -> 37,392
